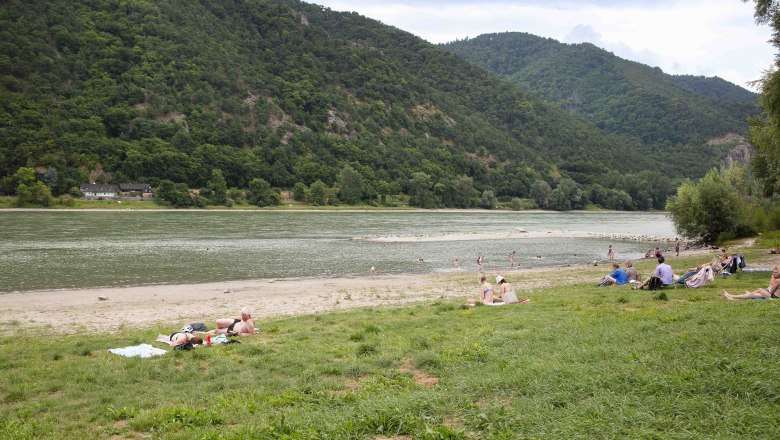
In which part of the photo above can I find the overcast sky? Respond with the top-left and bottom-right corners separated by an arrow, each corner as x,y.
313,0 -> 775,92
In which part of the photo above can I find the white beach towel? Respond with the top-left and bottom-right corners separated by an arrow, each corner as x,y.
108,343 -> 167,358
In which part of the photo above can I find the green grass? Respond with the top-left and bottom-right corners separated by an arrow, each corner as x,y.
2,258 -> 780,439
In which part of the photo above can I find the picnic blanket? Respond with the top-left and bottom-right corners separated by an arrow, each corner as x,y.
108,343 -> 167,358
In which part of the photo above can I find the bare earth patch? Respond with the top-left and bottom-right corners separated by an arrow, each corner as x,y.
398,359 -> 439,388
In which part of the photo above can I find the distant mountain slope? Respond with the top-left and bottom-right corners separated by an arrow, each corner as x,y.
441,32 -> 758,177
0,1 -> 675,208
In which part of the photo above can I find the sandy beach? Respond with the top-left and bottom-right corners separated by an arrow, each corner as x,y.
3,243 -> 727,335
3,273 -> 476,334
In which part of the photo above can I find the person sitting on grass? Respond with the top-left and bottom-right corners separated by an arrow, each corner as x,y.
600,263 -> 628,286
722,266 -> 780,300
711,248 -> 731,272
495,275 -> 530,303
625,261 -> 640,283
210,307 -> 256,336
635,256 -> 675,289
477,274 -> 502,304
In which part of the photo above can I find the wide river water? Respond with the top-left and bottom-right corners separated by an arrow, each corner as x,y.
0,210 -> 676,292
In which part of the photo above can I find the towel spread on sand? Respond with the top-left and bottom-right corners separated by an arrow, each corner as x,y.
108,343 -> 167,358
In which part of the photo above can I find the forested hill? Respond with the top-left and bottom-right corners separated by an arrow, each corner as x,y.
2,1 -> 676,209
441,32 -> 758,177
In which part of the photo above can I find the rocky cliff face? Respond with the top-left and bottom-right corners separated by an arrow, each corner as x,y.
708,133 -> 753,167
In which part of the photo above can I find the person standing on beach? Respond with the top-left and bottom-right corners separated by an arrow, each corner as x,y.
675,238 -> 680,256
508,250 -> 516,268
477,252 -> 484,271
607,245 -> 614,261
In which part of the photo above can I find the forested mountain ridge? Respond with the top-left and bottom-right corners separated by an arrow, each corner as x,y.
2,1 -> 679,208
441,32 -> 758,178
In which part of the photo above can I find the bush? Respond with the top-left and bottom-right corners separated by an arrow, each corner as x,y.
666,170 -> 749,242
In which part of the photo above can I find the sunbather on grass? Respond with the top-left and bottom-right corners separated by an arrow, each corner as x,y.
157,332 -> 203,347
210,307 -> 255,336
722,266 -> 780,300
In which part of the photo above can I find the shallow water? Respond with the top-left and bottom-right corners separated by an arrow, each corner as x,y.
0,210 -> 676,292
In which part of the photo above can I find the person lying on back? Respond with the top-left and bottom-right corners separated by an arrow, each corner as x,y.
210,307 -> 255,336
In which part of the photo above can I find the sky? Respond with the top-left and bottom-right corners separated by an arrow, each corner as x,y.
313,0 -> 775,92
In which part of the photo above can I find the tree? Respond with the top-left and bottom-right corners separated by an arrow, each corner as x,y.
154,180 -> 193,208
13,167 -> 37,188
666,170 -> 748,242
746,1 -> 780,200
337,165 -> 363,204
206,169 -> 228,205
292,182 -> 307,201
308,180 -> 327,205
248,178 -> 280,207
16,181 -> 52,207
43,167 -> 59,196
530,180 -> 551,209
409,172 -> 435,208
453,175 -> 476,208
377,180 -> 391,205
479,190 -> 497,209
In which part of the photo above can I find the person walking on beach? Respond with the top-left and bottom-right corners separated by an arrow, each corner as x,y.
508,250 -> 517,268
477,252 -> 484,271
675,238 -> 680,257
453,259 -> 460,269
607,245 -> 614,261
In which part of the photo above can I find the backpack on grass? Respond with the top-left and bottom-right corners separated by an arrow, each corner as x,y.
648,276 -> 663,291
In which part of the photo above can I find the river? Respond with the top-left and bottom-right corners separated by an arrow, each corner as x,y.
0,210 -> 676,292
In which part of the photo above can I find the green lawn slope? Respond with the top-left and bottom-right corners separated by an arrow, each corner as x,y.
1,242 -> 779,438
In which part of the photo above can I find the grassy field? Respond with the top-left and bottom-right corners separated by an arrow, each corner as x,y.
1,249 -> 779,439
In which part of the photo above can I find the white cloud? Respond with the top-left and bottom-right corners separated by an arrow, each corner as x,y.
315,0 -> 775,91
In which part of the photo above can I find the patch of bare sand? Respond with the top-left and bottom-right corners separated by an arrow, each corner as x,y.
398,359 -> 439,387
1,273 -> 474,334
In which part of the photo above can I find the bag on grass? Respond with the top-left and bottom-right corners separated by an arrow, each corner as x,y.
189,322 -> 208,332
173,341 -> 194,351
648,276 -> 663,291
597,276 -> 612,287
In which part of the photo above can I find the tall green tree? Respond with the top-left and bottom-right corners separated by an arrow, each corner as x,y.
530,180 -> 551,209
337,165 -> 363,205
746,0 -> 780,200
666,170 -> 747,242
308,180 -> 327,205
409,172 -> 436,208
248,178 -> 280,207
206,169 -> 228,205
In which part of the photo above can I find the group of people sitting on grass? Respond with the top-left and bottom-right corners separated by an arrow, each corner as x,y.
597,249 -> 779,300
599,261 -> 641,286
157,307 -> 256,348
473,274 -> 530,305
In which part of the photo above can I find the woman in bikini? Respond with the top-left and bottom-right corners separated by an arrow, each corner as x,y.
478,274 -> 501,304
211,307 -> 255,336
722,266 -> 780,300
157,331 -> 203,347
